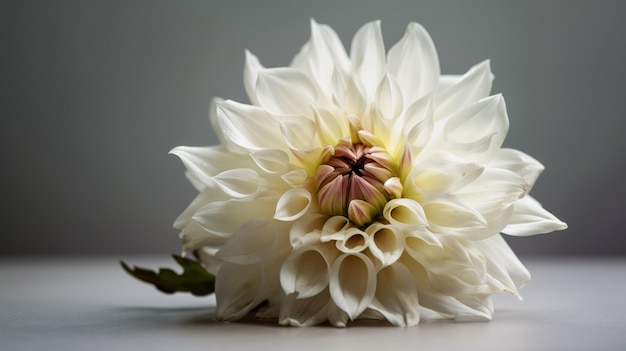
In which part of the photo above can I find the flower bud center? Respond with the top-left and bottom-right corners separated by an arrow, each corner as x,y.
315,142 -> 397,225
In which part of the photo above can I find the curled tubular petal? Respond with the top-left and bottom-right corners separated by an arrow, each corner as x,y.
335,227 -> 369,254
329,253 -> 377,320
383,198 -> 427,228
289,214 -> 327,248
321,216 -> 352,242
366,222 -> 405,267
280,245 -> 334,298
274,189 -> 312,222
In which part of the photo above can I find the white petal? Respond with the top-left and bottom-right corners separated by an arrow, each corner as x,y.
291,19 -> 350,96
173,187 -> 230,229
406,151 -> 484,198
193,197 -> 275,236
327,300 -> 349,327
402,257 -> 493,321
216,218 -> 286,265
459,205 -> 515,241
215,262 -> 265,321
179,220 -> 227,252
331,65 -> 367,116
208,97 -> 227,145
170,147 -> 261,197
216,100 -> 284,151
423,195 -> 487,230
281,169 -> 307,187
183,170 -> 205,192
350,20 -> 386,101
474,233 -> 531,294
404,229 -> 443,255
404,94 -> 434,150
490,148 -> 545,189
290,22 -> 331,93
435,60 -> 494,118
329,253 -> 377,320
279,115 -> 317,151
365,222 -> 405,267
406,235 -> 476,276
194,246 -> 222,275
213,168 -> 261,198
383,198 -> 428,228
243,50 -> 264,105
321,216 -> 352,242
440,94 -> 509,162
502,195 -> 568,236
454,296 -> 494,322
387,22 -> 440,105
290,41 -> 312,73
335,227 -> 369,254
274,188 -> 312,222
279,290 -> 331,327
256,68 -> 318,116
170,146 -> 244,182
457,168 -> 529,215
313,105 -> 349,147
280,245 -> 333,298
370,263 -> 420,326
375,74 -> 403,120
420,290 -> 492,321
289,213 -> 327,248
249,149 -> 289,174
436,74 -> 462,92
313,20 -> 351,72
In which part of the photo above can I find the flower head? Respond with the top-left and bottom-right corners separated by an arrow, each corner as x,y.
171,20 -> 567,327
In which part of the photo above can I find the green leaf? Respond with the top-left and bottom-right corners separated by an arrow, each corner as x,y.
121,255 -> 215,296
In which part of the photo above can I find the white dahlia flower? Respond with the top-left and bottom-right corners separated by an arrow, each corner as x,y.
171,20 -> 567,327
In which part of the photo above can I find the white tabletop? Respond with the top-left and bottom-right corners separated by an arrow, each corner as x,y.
2,257 -> 625,350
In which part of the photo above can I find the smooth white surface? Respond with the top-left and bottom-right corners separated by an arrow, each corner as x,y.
2,257 -> 625,350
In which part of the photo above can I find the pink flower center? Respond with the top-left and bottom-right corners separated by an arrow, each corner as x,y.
315,142 -> 397,225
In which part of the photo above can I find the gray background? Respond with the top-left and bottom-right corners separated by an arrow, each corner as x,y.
2,0 -> 624,256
